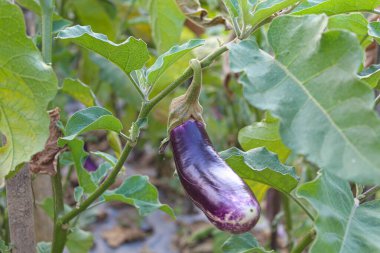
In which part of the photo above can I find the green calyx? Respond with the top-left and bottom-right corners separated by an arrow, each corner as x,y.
167,59 -> 204,133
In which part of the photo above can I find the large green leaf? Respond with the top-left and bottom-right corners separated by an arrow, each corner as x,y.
238,113 -> 291,162
59,106 -> 122,143
149,0 -> 185,53
249,0 -> 299,26
293,0 -> 380,15
229,15 -> 380,185
61,78 -> 97,107
56,25 -> 149,74
0,0 -> 57,179
146,39 -> 205,86
222,233 -> 273,253
297,171 -> 380,253
220,147 -> 299,194
103,175 -> 175,219
66,227 -> 94,253
238,114 -> 291,201
71,0 -> 117,40
328,13 -> 372,48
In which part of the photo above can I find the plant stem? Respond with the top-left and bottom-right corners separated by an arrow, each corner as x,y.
40,0 -> 54,64
286,193 -> 315,222
282,193 -> 293,249
51,43 -> 229,253
51,165 -> 67,253
62,166 -> 73,193
290,230 -> 316,253
149,45 -> 229,109
358,185 -> 380,203
127,73 -> 145,99
374,94 -> 380,109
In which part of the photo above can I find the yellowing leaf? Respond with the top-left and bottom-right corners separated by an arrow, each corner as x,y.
0,1 -> 57,179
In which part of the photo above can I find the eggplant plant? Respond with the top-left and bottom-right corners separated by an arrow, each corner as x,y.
0,0 -> 380,253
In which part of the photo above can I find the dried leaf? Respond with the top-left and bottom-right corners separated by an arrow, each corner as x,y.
30,108 -> 64,175
177,0 -> 228,28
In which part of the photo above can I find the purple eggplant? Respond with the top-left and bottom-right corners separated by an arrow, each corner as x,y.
170,119 -> 260,234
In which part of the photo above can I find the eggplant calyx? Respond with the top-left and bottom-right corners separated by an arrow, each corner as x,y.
167,59 -> 205,133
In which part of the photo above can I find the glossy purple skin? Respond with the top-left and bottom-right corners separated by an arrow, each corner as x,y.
170,119 -> 260,234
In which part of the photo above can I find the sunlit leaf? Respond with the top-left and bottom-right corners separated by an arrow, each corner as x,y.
149,0 -> 185,53
59,106 -> 122,144
61,78 -> 97,107
328,13 -> 372,48
293,0 -> 380,15
238,113 -> 291,162
103,175 -> 175,219
0,1 -> 57,179
56,25 -> 149,74
229,15 -> 380,185
146,39 -> 205,86
249,0 -> 299,27
297,171 -> 380,253
71,0 -> 117,40
220,147 -> 299,194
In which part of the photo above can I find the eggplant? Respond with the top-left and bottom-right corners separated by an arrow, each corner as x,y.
170,119 -> 260,234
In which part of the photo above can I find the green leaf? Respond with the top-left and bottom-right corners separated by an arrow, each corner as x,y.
74,186 -> 84,203
293,0 -> 380,15
90,162 -> 112,185
59,106 -> 122,144
36,242 -> 51,253
0,240 -> 11,253
238,114 -> 291,162
359,64 -> 380,88
103,175 -> 175,219
223,0 -> 254,28
61,78 -> 97,107
229,15 -> 380,185
328,13 -> 372,48
249,0 -> 299,27
149,0 -> 186,53
67,139 -> 97,193
0,1 -> 57,179
146,39 -> 205,86
39,197 -> 72,220
222,233 -> 273,253
91,151 -> 117,166
368,21 -> 380,44
66,227 -> 94,253
220,147 -> 299,194
71,0 -> 117,40
297,171 -> 380,253
56,25 -> 149,74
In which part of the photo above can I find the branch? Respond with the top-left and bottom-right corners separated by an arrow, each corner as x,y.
286,193 -> 315,222
56,44 -> 229,227
40,0 -> 54,64
290,230 -> 316,253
